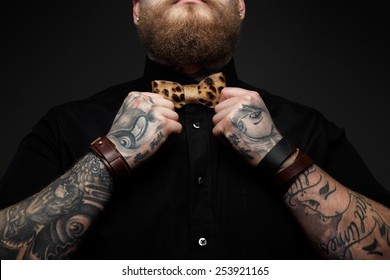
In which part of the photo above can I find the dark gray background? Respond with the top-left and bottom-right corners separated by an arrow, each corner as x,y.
1,1 -> 389,190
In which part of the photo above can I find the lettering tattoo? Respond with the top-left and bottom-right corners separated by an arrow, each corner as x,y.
285,165 -> 390,259
227,134 -> 241,146
134,151 -> 151,164
150,132 -> 164,150
238,147 -> 254,160
0,153 -> 113,259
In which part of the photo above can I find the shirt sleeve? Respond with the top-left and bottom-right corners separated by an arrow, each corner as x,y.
0,109 -> 65,209
322,131 -> 390,207
299,109 -> 390,208
268,94 -> 390,208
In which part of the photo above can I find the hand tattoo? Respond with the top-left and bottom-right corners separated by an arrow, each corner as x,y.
228,104 -> 282,165
110,107 -> 154,150
107,93 -> 167,167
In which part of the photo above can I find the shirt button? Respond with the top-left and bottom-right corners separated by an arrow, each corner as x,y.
198,237 -> 207,247
197,177 -> 204,185
192,122 -> 201,129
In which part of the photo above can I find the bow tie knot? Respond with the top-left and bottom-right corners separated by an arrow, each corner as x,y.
152,72 -> 226,108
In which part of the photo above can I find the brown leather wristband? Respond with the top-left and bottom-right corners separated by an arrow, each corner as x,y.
90,136 -> 133,185
273,151 -> 314,197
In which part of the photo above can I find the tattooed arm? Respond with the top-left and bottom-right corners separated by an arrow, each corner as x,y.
0,91 -> 181,259
283,164 -> 390,259
0,153 -> 113,259
213,87 -> 390,259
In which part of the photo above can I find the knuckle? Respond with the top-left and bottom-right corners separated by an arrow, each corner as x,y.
241,95 -> 253,103
240,92 -> 260,104
218,118 -> 231,134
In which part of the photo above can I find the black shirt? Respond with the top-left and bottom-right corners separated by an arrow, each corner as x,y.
1,58 -> 389,259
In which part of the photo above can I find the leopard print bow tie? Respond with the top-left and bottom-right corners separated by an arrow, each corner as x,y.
151,72 -> 226,109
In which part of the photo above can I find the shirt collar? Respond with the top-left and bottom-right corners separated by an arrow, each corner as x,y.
142,57 -> 239,87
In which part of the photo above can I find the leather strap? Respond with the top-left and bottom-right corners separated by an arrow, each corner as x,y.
90,136 -> 133,185
274,151 -> 314,197
256,138 -> 295,177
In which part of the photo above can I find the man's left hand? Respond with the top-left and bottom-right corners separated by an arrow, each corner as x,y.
212,87 -> 282,166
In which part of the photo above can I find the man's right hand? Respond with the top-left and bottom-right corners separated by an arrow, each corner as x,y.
107,92 -> 182,169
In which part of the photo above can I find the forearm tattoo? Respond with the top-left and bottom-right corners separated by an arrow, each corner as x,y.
285,165 -> 390,259
0,153 -> 113,259
228,104 -> 282,163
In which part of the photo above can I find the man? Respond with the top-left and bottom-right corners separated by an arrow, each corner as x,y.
0,0 -> 389,260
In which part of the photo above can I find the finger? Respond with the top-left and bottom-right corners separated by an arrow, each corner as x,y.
219,87 -> 251,102
157,107 -> 180,121
127,91 -> 175,109
215,96 -> 241,113
216,92 -> 265,115
212,119 -> 227,138
138,92 -> 175,107
152,107 -> 181,133
212,104 -> 236,125
165,119 -> 183,135
129,91 -> 164,98
152,96 -> 175,110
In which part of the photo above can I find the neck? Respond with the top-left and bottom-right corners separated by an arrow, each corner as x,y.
147,53 -> 232,81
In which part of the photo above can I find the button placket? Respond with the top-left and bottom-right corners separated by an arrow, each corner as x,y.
184,107 -> 215,257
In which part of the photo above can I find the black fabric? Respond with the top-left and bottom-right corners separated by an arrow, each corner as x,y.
1,57 -> 389,259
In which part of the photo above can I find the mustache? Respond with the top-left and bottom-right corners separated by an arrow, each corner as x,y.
158,0 -> 224,10
166,0 -> 216,5
172,0 -> 206,3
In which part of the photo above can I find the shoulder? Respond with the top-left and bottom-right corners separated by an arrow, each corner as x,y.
39,78 -> 145,127
51,78 -> 144,114
237,80 -> 322,118
237,79 -> 332,121
236,79 -> 345,150
31,78 -> 146,146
